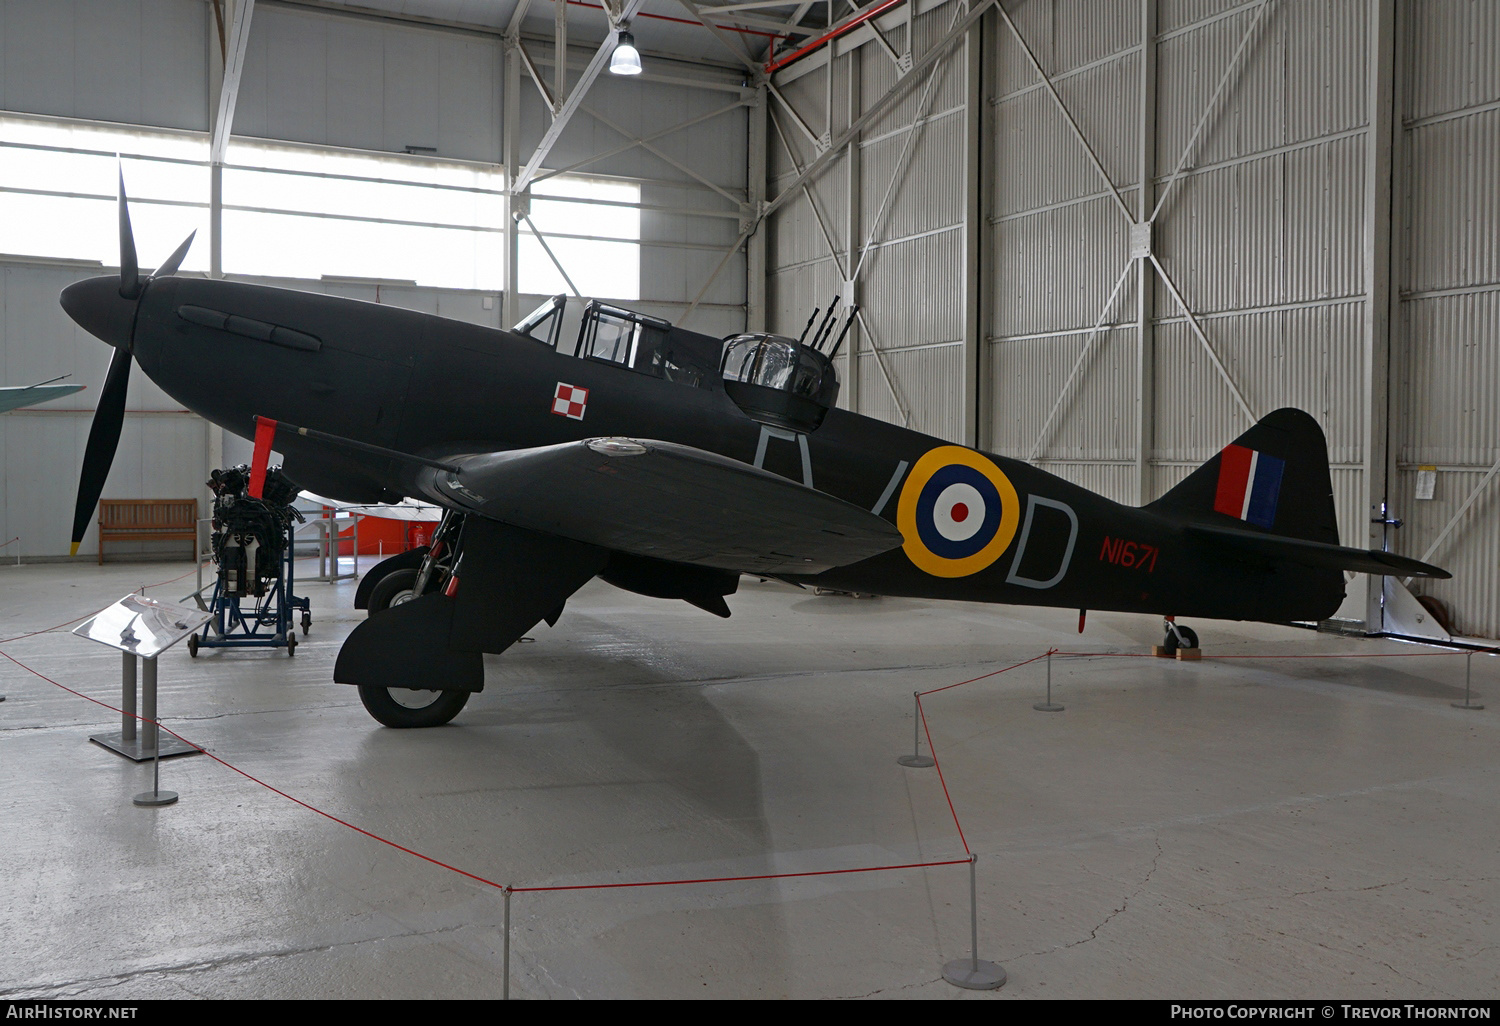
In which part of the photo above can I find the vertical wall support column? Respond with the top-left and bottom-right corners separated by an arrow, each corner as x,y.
843,53 -> 862,412
963,5 -> 991,449
207,11 -> 225,280
554,0 -> 568,117
1362,0 -> 1398,631
210,165 -> 223,279
747,83 -> 769,333
1134,0 -> 1158,504
503,35 -> 523,328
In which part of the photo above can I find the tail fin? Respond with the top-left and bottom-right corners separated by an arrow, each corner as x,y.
1149,408 -> 1449,579
1148,408 -> 1338,543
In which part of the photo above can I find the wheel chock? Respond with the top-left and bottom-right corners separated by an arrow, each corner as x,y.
1175,647 -> 1202,661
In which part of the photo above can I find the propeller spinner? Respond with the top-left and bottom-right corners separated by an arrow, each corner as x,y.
61,171 -> 196,555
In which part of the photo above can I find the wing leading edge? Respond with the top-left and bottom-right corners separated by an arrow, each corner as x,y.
412,437 -> 904,574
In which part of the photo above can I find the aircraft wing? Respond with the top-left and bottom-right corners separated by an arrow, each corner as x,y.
297,492 -> 443,522
412,437 -> 904,574
1186,522 -> 1451,579
0,383 -> 84,414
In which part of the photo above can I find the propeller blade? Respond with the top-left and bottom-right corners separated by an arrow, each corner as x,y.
117,168 -> 140,298
153,230 -> 197,279
70,348 -> 132,556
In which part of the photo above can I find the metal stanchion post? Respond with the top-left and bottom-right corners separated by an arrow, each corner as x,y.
942,854 -> 1006,990
503,886 -> 512,1000
133,738 -> 179,807
897,691 -> 934,768
133,657 -> 179,806
1034,650 -> 1063,712
1452,652 -> 1484,710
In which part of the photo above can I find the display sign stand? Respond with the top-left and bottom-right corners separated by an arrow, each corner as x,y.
73,595 -> 211,763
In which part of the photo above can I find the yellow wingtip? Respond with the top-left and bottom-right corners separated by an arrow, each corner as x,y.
69,541 -> 80,557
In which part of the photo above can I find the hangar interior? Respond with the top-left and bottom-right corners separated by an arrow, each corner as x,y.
0,0 -> 1496,1000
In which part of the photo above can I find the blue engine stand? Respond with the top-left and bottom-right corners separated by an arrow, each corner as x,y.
189,532 -> 311,657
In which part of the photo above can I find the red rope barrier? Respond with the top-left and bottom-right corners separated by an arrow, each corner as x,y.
917,696 -> 970,855
0,536 -> 18,548
7,575 -> 1490,919
916,649 -> 1054,697
1,646 -> 971,901
1051,648 -> 1498,660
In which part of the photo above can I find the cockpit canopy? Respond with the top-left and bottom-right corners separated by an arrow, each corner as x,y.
513,295 -> 721,389
512,297 -> 843,432
720,333 -> 840,433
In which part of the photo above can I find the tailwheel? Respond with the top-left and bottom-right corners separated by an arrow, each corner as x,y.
357,684 -> 470,728
1161,621 -> 1199,655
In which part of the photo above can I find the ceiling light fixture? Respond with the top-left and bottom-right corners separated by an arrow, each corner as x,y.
609,29 -> 642,76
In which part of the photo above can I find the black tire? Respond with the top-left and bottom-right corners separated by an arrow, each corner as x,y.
357,684 -> 470,728
368,568 -> 421,614
287,632 -> 297,656
302,611 -> 311,635
187,634 -> 199,658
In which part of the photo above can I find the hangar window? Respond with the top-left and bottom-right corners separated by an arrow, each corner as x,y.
518,175 -> 641,301
0,116 -> 209,270
222,140 -> 505,290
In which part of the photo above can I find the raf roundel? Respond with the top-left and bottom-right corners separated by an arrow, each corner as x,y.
896,446 -> 1021,578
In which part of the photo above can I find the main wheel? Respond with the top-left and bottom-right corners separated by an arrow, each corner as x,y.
357,684 -> 470,728
368,568 -> 422,614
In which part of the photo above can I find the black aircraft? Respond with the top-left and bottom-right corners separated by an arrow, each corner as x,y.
59,183 -> 1449,727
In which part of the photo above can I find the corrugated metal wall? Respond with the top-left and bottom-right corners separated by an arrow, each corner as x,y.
763,0 -> 1500,638
1393,0 -> 1500,638
988,0 -> 1140,482
237,3 -> 502,162
767,1 -> 970,443
990,0 -> 1369,532
0,0 -> 208,131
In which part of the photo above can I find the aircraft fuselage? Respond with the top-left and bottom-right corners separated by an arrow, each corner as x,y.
117,275 -> 1344,624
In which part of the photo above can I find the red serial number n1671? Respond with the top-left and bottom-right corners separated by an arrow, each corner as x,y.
1099,536 -> 1158,572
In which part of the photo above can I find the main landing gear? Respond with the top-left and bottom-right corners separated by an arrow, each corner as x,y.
354,511 -> 470,727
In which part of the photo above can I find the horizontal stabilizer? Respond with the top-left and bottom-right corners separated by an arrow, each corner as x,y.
1187,522 -> 1451,579
414,438 -> 904,574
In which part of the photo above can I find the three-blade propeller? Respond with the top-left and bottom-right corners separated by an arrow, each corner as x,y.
68,172 -> 196,555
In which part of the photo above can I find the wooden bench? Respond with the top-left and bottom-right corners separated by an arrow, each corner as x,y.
98,499 -> 198,565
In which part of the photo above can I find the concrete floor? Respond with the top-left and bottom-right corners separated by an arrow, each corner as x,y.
0,556 -> 1495,1000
